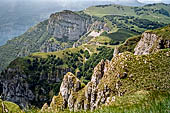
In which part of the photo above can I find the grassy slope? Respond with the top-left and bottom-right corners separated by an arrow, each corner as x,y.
1,3 -> 169,71
31,44 -> 98,59
84,3 -> 170,24
43,25 -> 170,113
0,20 -> 49,71
93,91 -> 170,113
81,3 -> 170,45
150,24 -> 170,40
35,49 -> 170,113
0,99 -> 22,113
84,4 -> 135,17
8,25 -> 170,113
118,35 -> 141,53
95,49 -> 170,113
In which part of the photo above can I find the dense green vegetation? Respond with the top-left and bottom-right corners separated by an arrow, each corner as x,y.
1,3 -> 170,71
91,91 -> 170,113
0,19 -> 49,71
118,35 -> 141,53
80,46 -> 114,82
84,3 -> 170,23
0,44 -> 114,107
26,49 -> 170,113
0,99 -> 22,113
0,3 -> 170,113
25,91 -> 170,113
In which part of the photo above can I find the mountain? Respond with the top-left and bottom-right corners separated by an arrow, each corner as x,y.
41,25 -> 170,112
0,0 -> 117,46
0,3 -> 170,72
0,10 -> 95,71
0,23 -> 170,112
0,1 -> 62,46
0,2 -> 169,113
0,39 -> 114,108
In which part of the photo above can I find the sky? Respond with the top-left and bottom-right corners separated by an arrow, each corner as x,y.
138,0 -> 170,3
2,0 -> 170,4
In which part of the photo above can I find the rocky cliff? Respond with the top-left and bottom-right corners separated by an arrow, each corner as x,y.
42,48 -> 170,112
118,25 -> 170,55
47,10 -> 92,41
41,25 -> 170,112
0,10 -> 94,71
0,61 -> 73,108
134,32 -> 170,55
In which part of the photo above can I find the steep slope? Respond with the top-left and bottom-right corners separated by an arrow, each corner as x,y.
0,99 -> 22,113
41,25 -> 170,112
84,3 -> 170,23
0,10 -> 93,71
0,43 -> 114,108
118,24 -> 170,54
42,49 -> 170,112
1,4 -> 169,71
0,0 -> 125,46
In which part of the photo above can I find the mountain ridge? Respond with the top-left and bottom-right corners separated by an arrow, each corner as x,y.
41,25 -> 170,112
1,3 -> 170,71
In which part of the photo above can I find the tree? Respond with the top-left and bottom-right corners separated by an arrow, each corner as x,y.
84,50 -> 90,59
80,49 -> 84,54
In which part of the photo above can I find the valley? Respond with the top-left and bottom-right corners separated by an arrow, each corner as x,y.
0,2 -> 170,113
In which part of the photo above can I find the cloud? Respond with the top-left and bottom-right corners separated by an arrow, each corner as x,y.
2,0 -> 170,4
137,0 -> 170,3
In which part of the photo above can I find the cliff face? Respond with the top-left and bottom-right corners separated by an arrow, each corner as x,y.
42,49 -> 170,112
41,27 -> 170,112
47,10 -> 92,41
0,65 -> 73,108
73,21 -> 111,47
134,32 -> 170,55
0,10 -> 94,71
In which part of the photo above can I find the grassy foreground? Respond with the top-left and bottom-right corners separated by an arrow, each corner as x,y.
25,91 -> 170,113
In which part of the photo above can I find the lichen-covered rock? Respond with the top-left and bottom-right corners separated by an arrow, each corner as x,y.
1,80 -> 34,108
134,32 -> 170,55
91,60 -> 105,87
60,72 -> 82,108
41,46 -> 170,112
41,72 -> 83,112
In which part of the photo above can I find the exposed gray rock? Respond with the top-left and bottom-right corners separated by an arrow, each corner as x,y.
47,10 -> 92,41
0,67 -> 73,108
134,32 -> 170,55
59,72 -> 82,109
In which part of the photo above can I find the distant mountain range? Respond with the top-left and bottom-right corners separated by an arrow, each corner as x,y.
0,0 -> 144,46
0,3 -> 170,71
0,2 -> 170,113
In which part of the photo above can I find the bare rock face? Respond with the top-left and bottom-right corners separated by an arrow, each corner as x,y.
134,32 -> 170,55
73,21 -> 111,47
1,79 -> 34,108
41,72 -> 83,112
0,66 -> 73,108
41,60 -> 108,112
59,72 -> 82,108
42,49 -> 170,112
47,10 -> 92,41
91,60 -> 105,87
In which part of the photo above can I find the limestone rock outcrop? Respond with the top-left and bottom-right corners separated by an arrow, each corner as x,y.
41,48 -> 170,112
47,10 -> 92,41
134,32 -> 170,55
41,60 -> 113,112
0,67 -> 73,108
